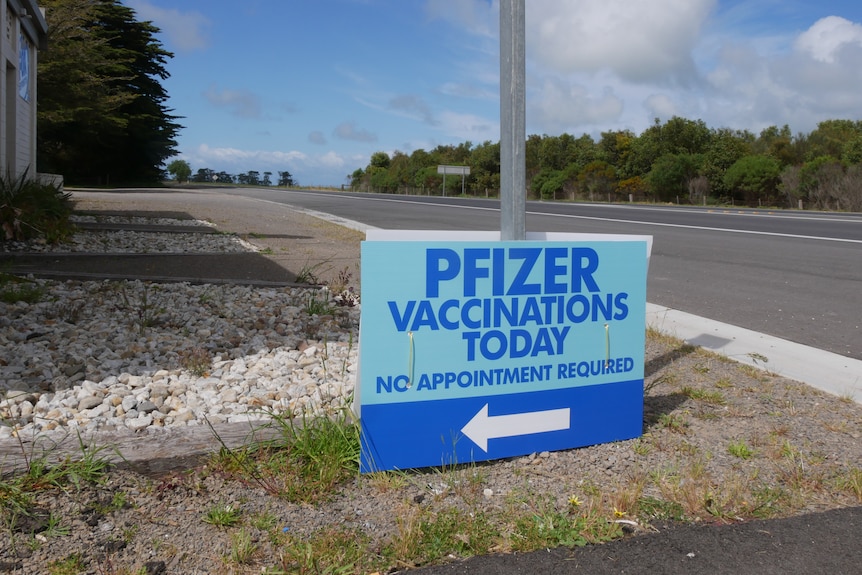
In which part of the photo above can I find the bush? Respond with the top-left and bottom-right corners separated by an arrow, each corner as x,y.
0,170 -> 74,243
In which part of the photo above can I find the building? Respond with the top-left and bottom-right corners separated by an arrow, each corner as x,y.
1,0 -> 47,180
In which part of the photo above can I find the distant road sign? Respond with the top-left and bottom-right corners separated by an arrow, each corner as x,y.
437,165 -> 470,176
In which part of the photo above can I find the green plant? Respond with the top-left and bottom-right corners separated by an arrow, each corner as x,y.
728,439 -> 755,459
47,553 -> 85,575
0,169 -> 74,243
835,468 -> 862,502
681,386 -> 727,405
202,502 -> 242,527
304,291 -> 334,316
657,412 -> 689,433
295,260 -> 331,285
207,409 -> 360,504
228,528 -> 258,565
0,273 -> 44,304
276,527 -> 382,574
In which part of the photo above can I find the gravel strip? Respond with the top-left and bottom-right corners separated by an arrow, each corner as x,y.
1,219 -> 357,442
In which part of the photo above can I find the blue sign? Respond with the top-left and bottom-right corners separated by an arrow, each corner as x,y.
358,233 -> 650,472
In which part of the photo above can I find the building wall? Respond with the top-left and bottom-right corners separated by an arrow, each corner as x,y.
1,0 -> 46,180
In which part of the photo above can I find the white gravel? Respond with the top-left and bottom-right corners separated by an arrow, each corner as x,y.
0,217 -> 358,441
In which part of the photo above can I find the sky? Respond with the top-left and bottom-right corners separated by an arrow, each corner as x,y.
123,0 -> 862,186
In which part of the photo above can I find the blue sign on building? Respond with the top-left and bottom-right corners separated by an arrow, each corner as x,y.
357,232 -> 650,472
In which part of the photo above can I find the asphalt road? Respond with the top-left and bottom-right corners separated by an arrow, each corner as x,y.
218,188 -> 862,360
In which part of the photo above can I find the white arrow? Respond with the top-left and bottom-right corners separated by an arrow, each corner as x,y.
461,404 -> 571,452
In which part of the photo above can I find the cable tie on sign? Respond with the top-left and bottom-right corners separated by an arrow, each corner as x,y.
604,323 -> 610,369
407,331 -> 414,388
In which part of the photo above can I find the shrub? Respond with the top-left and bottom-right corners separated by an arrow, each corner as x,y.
0,170 -> 74,243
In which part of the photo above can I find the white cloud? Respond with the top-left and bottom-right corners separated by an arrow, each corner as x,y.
644,94 -> 680,120
184,144 -> 350,185
203,85 -> 262,119
530,77 -> 624,131
527,0 -> 715,85
333,122 -> 378,142
795,16 -> 862,63
125,0 -> 211,52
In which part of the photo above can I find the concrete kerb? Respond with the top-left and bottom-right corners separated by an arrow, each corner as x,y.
647,303 -> 862,404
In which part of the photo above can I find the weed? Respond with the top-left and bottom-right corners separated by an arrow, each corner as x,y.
207,409 -> 360,504
250,509 -> 278,531
295,260 -> 331,285
510,494 -> 620,551
202,503 -> 242,527
0,273 -> 44,304
228,528 -> 258,565
657,412 -> 689,433
728,439 -> 755,459
179,347 -> 211,376
681,386 -> 727,405
276,527 -> 382,574
47,553 -> 85,575
835,468 -> 862,502
637,495 -> 686,521
387,506 -> 500,565
304,290 -> 334,316
632,437 -> 652,456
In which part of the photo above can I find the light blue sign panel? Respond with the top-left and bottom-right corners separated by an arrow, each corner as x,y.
359,237 -> 648,472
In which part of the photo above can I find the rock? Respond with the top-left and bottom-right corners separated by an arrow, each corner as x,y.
137,400 -> 157,414
78,396 -> 103,411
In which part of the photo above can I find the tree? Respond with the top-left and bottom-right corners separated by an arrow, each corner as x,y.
262,172 -> 272,186
724,155 -> 781,204
167,160 -> 191,183
647,154 -> 702,202
37,0 -> 182,184
278,171 -> 295,187
191,168 -> 214,183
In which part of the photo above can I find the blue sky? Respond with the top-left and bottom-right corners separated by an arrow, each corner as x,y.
124,0 -> 862,186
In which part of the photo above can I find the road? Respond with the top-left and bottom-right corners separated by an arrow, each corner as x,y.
219,188 -> 862,360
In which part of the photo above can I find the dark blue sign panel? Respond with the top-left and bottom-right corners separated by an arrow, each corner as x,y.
358,235 -> 649,472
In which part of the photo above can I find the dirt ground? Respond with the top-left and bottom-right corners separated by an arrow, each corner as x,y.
1,187 -> 859,575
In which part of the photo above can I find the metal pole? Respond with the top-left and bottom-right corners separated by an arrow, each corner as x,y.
499,0 -> 526,240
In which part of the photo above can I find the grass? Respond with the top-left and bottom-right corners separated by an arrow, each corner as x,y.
207,409 -> 360,504
0,272 -> 45,304
2,324 -> 858,573
202,502 -> 242,527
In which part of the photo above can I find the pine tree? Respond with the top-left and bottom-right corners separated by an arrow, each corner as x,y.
37,0 -> 182,184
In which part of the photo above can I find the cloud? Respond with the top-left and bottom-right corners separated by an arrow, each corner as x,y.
644,94 -> 679,120
333,122 -> 378,142
389,94 -> 437,124
203,85 -> 262,119
530,77 -> 624,131
424,0 -> 497,37
527,0 -> 715,85
437,110 -> 498,142
124,0 -> 211,52
308,131 -> 327,145
700,15 -> 862,132
185,144 -> 351,185
795,16 -> 862,63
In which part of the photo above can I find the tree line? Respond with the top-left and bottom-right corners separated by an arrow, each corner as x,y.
165,161 -> 296,187
351,118 -> 862,211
